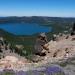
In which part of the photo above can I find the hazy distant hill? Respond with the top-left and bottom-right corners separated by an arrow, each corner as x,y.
0,16 -> 75,24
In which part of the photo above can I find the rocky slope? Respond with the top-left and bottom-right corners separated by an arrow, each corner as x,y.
30,34 -> 75,63
42,34 -> 75,63
0,34 -> 75,75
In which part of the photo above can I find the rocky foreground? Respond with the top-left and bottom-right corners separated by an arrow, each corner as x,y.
0,34 -> 75,75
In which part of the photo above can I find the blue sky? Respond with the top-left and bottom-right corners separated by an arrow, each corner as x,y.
0,0 -> 75,17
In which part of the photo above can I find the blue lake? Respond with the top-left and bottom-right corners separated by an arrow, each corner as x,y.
0,23 -> 51,35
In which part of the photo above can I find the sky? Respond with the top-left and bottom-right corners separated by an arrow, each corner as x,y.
0,0 -> 75,17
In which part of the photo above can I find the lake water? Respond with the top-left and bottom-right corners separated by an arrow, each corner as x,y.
0,23 -> 51,35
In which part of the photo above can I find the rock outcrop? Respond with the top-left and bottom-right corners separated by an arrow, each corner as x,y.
40,34 -> 75,63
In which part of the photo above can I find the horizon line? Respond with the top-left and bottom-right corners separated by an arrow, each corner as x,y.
0,16 -> 75,18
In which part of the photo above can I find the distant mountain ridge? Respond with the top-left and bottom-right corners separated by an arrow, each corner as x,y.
0,16 -> 75,24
